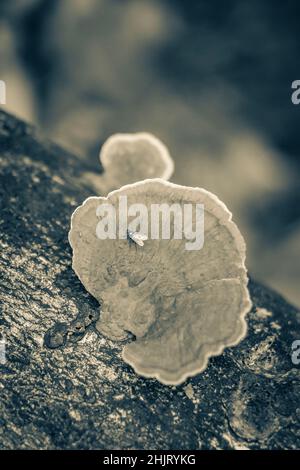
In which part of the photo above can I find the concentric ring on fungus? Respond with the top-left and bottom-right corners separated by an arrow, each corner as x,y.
69,179 -> 252,385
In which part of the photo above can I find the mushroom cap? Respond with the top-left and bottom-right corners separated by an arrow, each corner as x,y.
98,133 -> 174,193
69,179 -> 251,385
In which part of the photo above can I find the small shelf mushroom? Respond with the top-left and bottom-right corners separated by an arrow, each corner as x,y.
84,133 -> 174,194
69,179 -> 251,385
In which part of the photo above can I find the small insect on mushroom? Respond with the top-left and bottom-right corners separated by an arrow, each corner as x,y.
127,229 -> 147,247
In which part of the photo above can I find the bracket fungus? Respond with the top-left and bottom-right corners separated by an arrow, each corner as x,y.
69,179 -> 251,385
87,133 -> 174,194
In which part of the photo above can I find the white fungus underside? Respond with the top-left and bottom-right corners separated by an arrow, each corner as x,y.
69,179 -> 251,385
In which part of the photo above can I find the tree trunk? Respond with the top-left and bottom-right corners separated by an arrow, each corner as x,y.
0,110 -> 299,450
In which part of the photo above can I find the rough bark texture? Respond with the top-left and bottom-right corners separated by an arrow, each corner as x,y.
0,110 -> 299,450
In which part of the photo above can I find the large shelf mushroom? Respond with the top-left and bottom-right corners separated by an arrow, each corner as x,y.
69,179 -> 251,385
84,133 -> 174,194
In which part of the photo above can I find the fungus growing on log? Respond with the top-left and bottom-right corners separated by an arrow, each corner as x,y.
86,133 -> 174,194
69,179 -> 251,385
